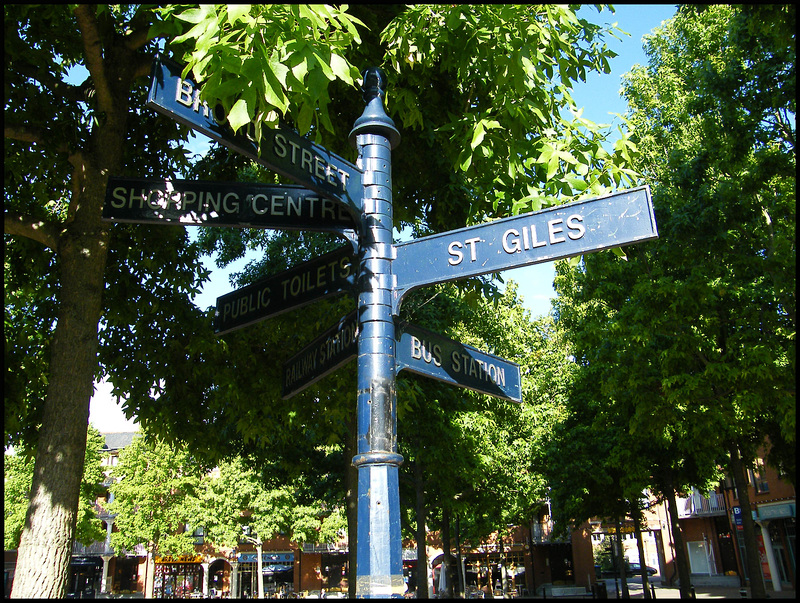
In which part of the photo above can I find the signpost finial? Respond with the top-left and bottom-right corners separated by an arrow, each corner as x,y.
349,66 -> 400,148
361,67 -> 388,103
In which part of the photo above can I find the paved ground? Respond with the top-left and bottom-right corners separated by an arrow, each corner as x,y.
547,579 -> 796,600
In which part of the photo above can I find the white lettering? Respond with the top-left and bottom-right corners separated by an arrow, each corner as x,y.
111,187 -> 127,208
548,218 -> 566,244
567,214 -> 585,240
465,237 -> 481,262
273,133 -> 288,158
223,193 -> 239,214
287,195 -> 302,217
448,241 -> 464,266
502,229 -> 522,254
175,79 -> 194,107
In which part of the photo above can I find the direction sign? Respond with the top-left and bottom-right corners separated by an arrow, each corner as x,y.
282,310 -> 359,399
392,186 -> 658,313
146,55 -> 363,215
395,322 -> 522,402
215,246 -> 357,335
103,177 -> 356,235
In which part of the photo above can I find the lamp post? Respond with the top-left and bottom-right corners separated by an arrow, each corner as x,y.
242,527 -> 265,599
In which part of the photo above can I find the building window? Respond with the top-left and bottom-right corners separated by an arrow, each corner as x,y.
186,526 -> 204,545
749,459 -> 769,494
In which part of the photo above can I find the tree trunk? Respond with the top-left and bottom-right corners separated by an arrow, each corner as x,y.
11,192 -> 111,598
729,445 -> 767,599
454,515 -> 463,598
11,34 -> 129,592
664,486 -> 692,599
440,508 -> 453,598
499,527 -> 508,599
256,540 -> 265,599
415,457 -> 428,599
613,515 -> 630,598
632,506 -> 651,599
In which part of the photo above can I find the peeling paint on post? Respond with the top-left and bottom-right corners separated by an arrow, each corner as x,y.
349,68 -> 405,598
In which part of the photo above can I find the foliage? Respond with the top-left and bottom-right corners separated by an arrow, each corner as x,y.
5,4 -> 646,596
187,455 -> 346,550
3,451 -> 35,551
4,426 -> 106,550
593,539 -> 614,571
543,2 -> 794,582
382,4 -> 639,225
621,4 -> 795,472
394,283 -> 554,547
155,5 -> 365,139
108,430 -> 204,557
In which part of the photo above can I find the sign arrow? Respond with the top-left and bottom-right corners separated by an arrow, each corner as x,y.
103,177 -> 356,236
282,310 -> 359,399
146,55 -> 363,216
215,246 -> 357,335
392,186 -> 658,314
395,322 -> 522,402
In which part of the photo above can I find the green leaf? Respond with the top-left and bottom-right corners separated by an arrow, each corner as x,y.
470,121 -> 486,150
227,4 -> 251,24
227,98 -> 251,132
329,53 -> 355,85
296,102 -> 314,135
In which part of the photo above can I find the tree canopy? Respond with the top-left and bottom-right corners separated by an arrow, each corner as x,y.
5,4 -> 642,597
544,4 -> 794,597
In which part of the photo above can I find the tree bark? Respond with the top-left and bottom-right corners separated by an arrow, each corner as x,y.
440,508 -> 453,598
613,514 -> 630,598
415,457 -> 428,599
11,192 -> 110,598
729,445 -> 767,599
664,486 -> 692,599
632,506 -> 651,599
10,12 -> 131,593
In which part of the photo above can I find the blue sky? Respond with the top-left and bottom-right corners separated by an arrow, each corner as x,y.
507,3 -> 678,317
91,4 -> 679,431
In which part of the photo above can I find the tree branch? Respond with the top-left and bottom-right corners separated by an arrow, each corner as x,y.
73,4 -> 114,114
5,122 -> 82,164
4,212 -> 60,250
9,59 -> 86,105
133,55 -> 155,80
125,25 -> 155,52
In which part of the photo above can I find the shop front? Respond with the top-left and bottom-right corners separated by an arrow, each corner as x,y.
235,552 -> 294,598
452,551 -> 528,598
154,554 -> 204,598
67,556 -> 103,598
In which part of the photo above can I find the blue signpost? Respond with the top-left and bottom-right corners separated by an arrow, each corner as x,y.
103,56 -> 659,598
348,68 -> 406,597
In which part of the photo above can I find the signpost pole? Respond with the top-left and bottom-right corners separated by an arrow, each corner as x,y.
348,68 -> 404,598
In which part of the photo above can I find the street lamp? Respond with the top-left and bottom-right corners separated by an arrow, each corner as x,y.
242,526 -> 265,599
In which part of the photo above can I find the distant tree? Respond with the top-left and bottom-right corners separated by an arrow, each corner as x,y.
108,430 -> 204,598
546,4 -> 794,599
188,455 -> 346,550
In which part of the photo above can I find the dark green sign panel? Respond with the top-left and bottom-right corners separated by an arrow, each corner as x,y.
282,310 -> 359,399
103,177 -> 356,235
146,55 -> 363,215
215,246 -> 357,335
